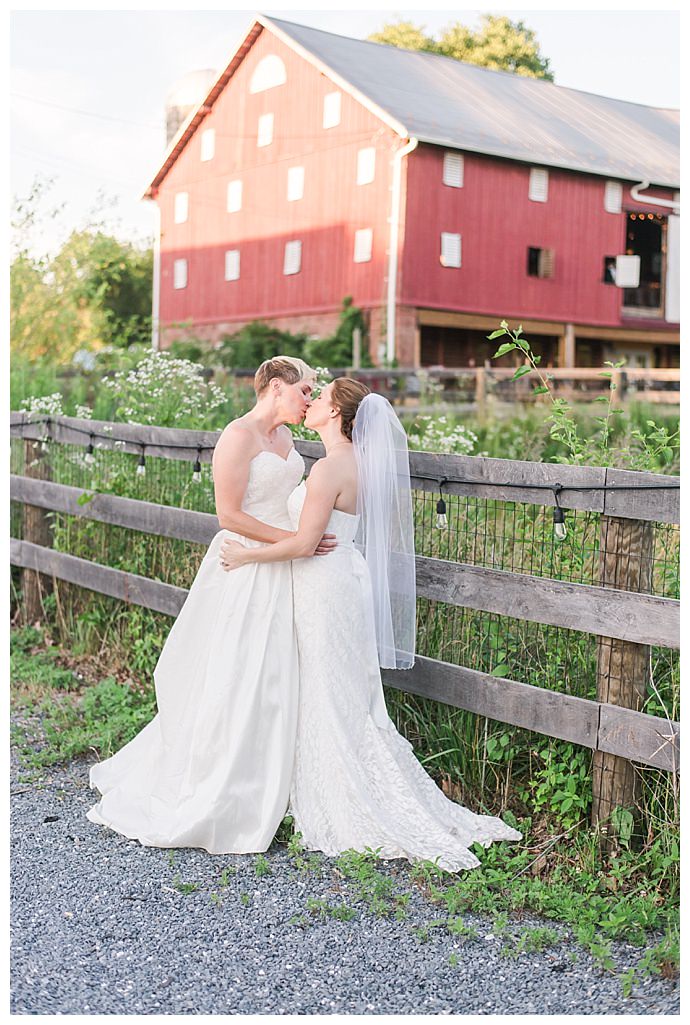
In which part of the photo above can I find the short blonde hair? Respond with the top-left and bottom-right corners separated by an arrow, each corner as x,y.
253,356 -> 316,396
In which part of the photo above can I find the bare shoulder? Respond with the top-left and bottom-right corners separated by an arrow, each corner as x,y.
307,452 -> 350,494
213,419 -> 258,465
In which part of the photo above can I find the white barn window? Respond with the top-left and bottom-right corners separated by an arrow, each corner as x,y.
440,233 -> 462,268
443,152 -> 464,188
604,181 -> 623,214
227,179 -> 242,213
173,258 -> 188,289
323,91 -> 341,129
249,55 -> 287,93
257,112 -> 274,147
174,192 -> 189,224
224,250 -> 240,281
353,228 -> 373,263
283,240 -> 302,275
357,147 -> 376,185
529,167 -> 549,202
287,166 -> 304,202
200,128 -> 215,162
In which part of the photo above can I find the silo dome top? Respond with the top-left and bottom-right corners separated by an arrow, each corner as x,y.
166,69 -> 217,109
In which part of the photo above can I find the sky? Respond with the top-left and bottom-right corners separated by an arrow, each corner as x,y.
9,1 -> 682,259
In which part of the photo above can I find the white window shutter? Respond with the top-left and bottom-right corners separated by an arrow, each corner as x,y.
357,148 -> 376,185
283,240 -> 302,275
440,233 -> 462,268
287,166 -> 305,202
226,179 -> 242,213
353,228 -> 373,263
174,192 -> 189,224
200,128 -> 215,162
443,152 -> 464,188
224,250 -> 240,281
529,167 -> 549,202
604,181 -> 623,214
257,112 -> 274,147
323,91 -> 341,129
173,258 -> 187,289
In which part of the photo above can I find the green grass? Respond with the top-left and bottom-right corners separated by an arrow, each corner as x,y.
10,624 -> 156,770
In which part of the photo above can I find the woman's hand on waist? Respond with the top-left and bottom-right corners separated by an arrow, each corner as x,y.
314,533 -> 337,556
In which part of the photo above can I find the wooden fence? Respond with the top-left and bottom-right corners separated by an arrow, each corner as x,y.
231,366 -> 681,411
10,412 -> 680,846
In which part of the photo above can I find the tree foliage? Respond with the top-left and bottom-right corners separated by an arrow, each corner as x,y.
369,14 -> 554,80
11,178 -> 153,364
304,296 -> 373,368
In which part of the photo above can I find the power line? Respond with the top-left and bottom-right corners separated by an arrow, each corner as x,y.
11,91 -> 162,130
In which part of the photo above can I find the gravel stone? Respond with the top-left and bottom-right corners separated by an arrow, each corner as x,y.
10,747 -> 679,1015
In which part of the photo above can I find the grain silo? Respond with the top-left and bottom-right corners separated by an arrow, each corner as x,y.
165,69 -> 217,145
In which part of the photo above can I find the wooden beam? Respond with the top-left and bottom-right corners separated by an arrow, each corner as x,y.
10,479 -> 678,647
408,451 -> 607,513
416,309 -> 566,335
10,414 -> 679,523
603,467 -> 680,524
10,476 -> 219,544
381,656 -> 678,771
383,656 -> 599,746
10,537 -> 679,772
597,704 -> 679,774
10,539 -> 187,617
415,557 -> 679,649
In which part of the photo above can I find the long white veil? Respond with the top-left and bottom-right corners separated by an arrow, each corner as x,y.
352,394 -> 416,670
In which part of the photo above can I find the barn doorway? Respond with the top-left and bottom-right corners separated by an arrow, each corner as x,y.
622,212 -> 666,312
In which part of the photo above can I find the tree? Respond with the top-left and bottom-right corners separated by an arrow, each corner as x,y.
368,14 -> 554,81
11,178 -> 153,363
368,20 -> 437,53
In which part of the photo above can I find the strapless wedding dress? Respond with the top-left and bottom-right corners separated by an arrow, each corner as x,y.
286,481 -> 522,872
86,448 -> 305,854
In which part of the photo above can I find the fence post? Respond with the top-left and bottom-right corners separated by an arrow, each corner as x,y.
475,367 -> 486,423
592,514 -> 654,852
21,436 -> 54,624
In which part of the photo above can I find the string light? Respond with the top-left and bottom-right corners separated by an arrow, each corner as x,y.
11,418 -> 679,498
552,483 -> 567,542
192,449 -> 202,483
136,444 -> 146,477
84,434 -> 96,465
436,477 -> 448,529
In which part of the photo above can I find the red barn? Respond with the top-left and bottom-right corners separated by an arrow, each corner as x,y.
145,15 -> 680,369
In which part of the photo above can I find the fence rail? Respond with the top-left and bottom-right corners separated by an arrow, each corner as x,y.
10,412 -> 680,522
10,414 -> 679,795
229,366 -> 681,409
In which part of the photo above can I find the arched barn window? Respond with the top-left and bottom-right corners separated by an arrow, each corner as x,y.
250,55 -> 287,93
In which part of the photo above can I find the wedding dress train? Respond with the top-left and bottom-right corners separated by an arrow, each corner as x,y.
286,482 -> 522,872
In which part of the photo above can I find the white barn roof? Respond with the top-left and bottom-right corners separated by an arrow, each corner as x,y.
266,16 -> 679,188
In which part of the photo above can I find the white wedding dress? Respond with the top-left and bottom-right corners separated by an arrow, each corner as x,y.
286,481 -> 522,872
86,448 -> 305,854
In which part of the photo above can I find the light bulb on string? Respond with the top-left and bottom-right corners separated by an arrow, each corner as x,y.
552,484 -> 566,541
136,445 -> 146,477
436,477 -> 448,529
40,417 -> 51,453
192,449 -> 202,483
84,435 -> 96,465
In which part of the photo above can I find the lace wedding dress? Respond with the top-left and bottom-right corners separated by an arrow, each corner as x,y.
86,448 -> 305,854
286,481 -> 522,872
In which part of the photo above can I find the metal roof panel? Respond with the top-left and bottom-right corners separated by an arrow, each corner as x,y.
265,17 -> 679,187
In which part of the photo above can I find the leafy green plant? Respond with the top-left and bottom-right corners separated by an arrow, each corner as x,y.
489,320 -> 679,471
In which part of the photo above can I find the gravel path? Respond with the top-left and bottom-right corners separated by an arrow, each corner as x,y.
11,749 -> 679,1015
